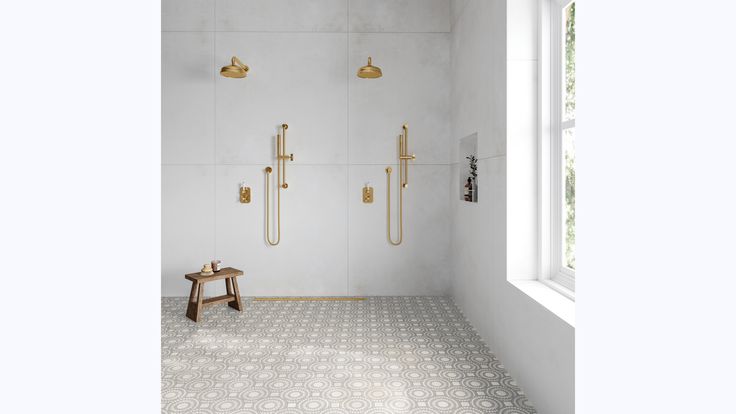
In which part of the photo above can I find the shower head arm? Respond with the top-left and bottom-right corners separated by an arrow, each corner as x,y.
231,56 -> 249,72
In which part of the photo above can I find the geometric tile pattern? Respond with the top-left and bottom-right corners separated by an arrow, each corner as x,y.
162,297 -> 536,413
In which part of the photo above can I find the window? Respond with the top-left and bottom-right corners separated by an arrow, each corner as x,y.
560,1 -> 576,277
540,0 -> 575,296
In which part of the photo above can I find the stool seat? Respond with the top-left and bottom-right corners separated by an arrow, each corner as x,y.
185,267 -> 242,282
185,267 -> 244,322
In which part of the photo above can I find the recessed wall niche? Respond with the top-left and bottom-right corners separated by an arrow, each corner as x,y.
459,134 -> 478,203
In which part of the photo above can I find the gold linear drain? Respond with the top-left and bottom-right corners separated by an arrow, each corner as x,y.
253,297 -> 366,301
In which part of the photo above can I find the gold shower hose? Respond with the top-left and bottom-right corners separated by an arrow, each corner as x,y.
386,124 -> 415,245
265,124 -> 292,246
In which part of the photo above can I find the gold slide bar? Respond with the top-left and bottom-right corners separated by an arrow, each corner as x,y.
386,124 -> 416,246
265,123 -> 293,246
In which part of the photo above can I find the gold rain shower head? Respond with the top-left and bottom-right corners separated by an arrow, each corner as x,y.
220,56 -> 249,78
357,56 -> 382,79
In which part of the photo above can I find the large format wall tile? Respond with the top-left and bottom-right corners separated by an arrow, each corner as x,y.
451,157 -> 502,342
216,0 -> 348,32
216,33 -> 348,165
162,32 -> 215,165
349,33 -> 450,165
450,0 -> 505,160
349,0 -> 450,33
450,0 -> 470,30
162,166 -> 215,296
162,0 -> 215,31
214,165 -> 348,296
349,164 -> 451,295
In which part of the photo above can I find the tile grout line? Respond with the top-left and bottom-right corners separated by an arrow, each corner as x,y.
346,1 -> 350,296
162,163 -> 455,166
213,1 -> 217,296
162,30 -> 451,34
449,154 -> 507,164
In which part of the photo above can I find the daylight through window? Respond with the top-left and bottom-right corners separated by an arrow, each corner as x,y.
562,2 -> 575,271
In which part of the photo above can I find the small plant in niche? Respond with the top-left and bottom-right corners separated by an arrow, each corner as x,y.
459,133 -> 478,202
466,155 -> 478,181
464,155 -> 478,202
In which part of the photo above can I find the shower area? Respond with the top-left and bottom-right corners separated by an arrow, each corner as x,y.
162,2 -> 450,298
163,1 -> 574,414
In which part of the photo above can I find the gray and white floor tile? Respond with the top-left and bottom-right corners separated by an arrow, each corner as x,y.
161,296 -> 536,413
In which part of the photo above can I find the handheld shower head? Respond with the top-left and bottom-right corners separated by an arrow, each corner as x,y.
220,56 -> 249,78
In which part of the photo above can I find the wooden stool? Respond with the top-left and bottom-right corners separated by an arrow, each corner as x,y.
185,267 -> 244,322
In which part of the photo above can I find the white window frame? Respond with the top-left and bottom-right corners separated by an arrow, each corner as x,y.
539,0 -> 575,298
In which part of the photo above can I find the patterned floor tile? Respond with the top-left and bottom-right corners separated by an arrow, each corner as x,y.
161,297 -> 536,414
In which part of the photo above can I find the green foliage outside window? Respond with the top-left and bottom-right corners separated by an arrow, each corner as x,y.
565,2 -> 575,119
565,133 -> 575,269
564,2 -> 576,270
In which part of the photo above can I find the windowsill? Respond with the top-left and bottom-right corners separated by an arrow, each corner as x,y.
508,280 -> 575,327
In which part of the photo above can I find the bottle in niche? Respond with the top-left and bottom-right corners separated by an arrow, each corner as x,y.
464,177 -> 473,202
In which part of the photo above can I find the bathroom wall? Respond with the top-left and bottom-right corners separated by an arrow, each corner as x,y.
450,1 -> 575,414
162,1 -> 574,411
162,0 -> 452,297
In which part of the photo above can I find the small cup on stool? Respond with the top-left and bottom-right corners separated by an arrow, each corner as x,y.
211,260 -> 222,272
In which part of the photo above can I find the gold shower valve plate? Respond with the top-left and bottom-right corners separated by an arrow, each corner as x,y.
363,186 -> 374,203
240,187 -> 251,203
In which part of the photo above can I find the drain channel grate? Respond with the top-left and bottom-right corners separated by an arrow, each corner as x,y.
252,297 -> 366,301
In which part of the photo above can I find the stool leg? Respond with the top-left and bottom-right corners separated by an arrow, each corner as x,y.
225,277 -> 233,296
228,277 -> 243,311
186,282 -> 199,322
195,282 -> 204,321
